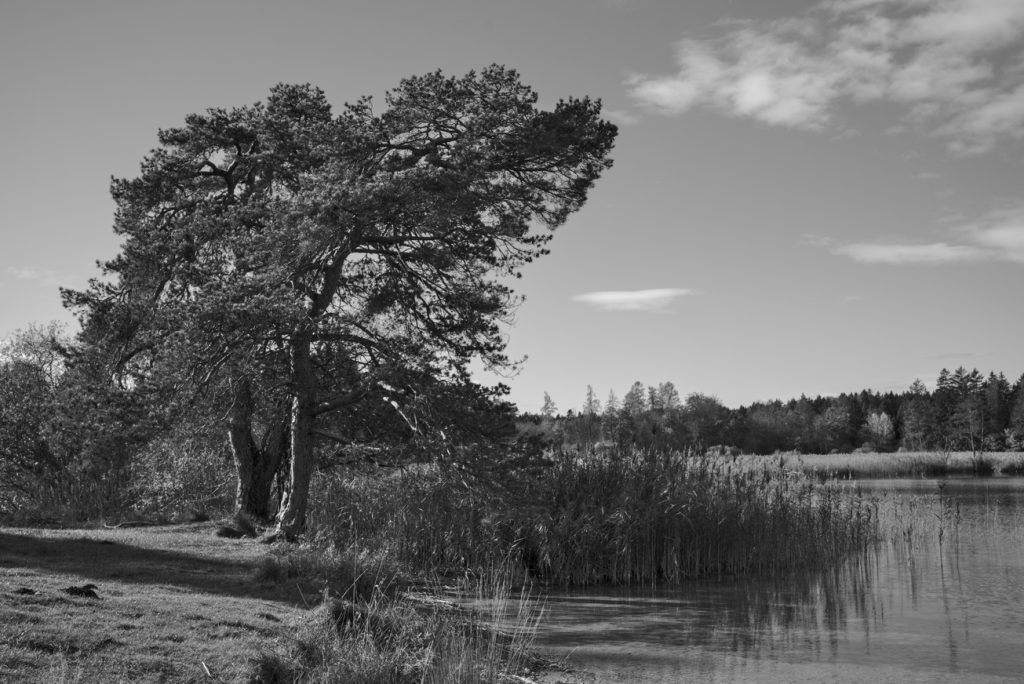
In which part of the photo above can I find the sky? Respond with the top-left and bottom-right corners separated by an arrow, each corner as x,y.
2,0 -> 1022,412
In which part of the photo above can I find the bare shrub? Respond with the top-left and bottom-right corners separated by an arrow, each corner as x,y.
129,420 -> 234,521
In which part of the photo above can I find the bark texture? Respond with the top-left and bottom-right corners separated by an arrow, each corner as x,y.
276,333 -> 316,539
227,378 -> 285,520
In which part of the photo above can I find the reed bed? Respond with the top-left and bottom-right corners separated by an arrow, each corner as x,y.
307,448 -> 879,586
785,450 -> 1024,480
250,569 -> 543,684
872,478 -> 1024,557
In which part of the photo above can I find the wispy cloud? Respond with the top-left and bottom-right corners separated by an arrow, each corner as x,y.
628,0 -> 1024,152
5,267 -> 64,287
604,109 -> 641,126
823,206 -> 1024,265
965,210 -> 1024,262
573,288 -> 695,311
832,242 -> 988,264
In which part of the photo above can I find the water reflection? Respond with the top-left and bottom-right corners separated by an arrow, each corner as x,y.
534,477 -> 1024,683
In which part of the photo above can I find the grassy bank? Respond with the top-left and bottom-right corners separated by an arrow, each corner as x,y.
0,522 -> 306,683
783,450 -> 1024,480
0,522 -> 551,684
2,448 -> 881,682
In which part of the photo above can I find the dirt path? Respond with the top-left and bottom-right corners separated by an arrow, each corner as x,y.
0,523 -> 310,683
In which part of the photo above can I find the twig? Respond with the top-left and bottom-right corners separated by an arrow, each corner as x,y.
498,675 -> 538,684
201,661 -> 220,681
296,582 -> 312,608
102,519 -> 162,529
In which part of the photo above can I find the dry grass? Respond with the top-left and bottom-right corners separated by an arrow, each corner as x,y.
253,543 -> 409,602
781,450 -> 1024,479
251,571 -> 546,684
0,522 -> 307,683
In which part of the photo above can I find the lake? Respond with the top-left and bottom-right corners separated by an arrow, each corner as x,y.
533,477 -> 1024,683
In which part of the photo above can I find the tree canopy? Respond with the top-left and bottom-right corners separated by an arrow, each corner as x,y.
65,66 -> 617,536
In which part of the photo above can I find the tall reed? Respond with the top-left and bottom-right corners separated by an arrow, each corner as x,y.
307,448 -> 878,586
250,570 -> 543,684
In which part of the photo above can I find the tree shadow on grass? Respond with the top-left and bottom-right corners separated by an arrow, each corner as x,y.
0,530 -> 317,608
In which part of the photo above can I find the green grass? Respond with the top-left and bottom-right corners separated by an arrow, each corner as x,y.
1,522 -> 552,684
0,522 -> 305,683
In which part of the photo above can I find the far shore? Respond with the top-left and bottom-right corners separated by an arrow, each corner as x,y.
766,450 -> 1024,479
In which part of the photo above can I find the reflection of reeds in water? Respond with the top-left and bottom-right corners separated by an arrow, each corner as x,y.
878,487 -> 978,566
870,486 -> 1017,623
308,448 -> 879,586
698,549 -> 882,658
535,549 -> 886,664
880,484 -> 1024,575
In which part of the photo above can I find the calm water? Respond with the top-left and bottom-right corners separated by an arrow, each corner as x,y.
534,478 -> 1024,683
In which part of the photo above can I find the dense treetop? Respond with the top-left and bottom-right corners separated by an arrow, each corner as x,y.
60,66 -> 618,535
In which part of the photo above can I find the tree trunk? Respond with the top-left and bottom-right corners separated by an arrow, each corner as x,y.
276,332 -> 317,539
228,377 -> 284,520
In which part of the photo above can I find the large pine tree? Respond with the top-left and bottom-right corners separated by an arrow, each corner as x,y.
65,67 -> 616,536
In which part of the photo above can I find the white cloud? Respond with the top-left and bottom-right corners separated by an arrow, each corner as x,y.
896,0 -> 1024,52
572,288 -> 695,311
832,242 -> 988,264
5,267 -> 63,287
826,206 -> 1024,265
945,83 -> 1024,152
626,75 -> 702,113
963,213 -> 1024,262
628,0 -> 1024,151
604,109 -> 641,126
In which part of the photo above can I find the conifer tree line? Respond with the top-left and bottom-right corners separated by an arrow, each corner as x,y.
533,368 -> 1024,454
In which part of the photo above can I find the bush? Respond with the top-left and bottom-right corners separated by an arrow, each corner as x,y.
0,325 -> 157,524
129,420 -> 235,520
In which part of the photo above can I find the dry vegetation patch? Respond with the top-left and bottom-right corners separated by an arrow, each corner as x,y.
786,451 -> 1024,479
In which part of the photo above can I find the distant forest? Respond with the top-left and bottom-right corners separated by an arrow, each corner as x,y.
527,368 -> 1024,455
